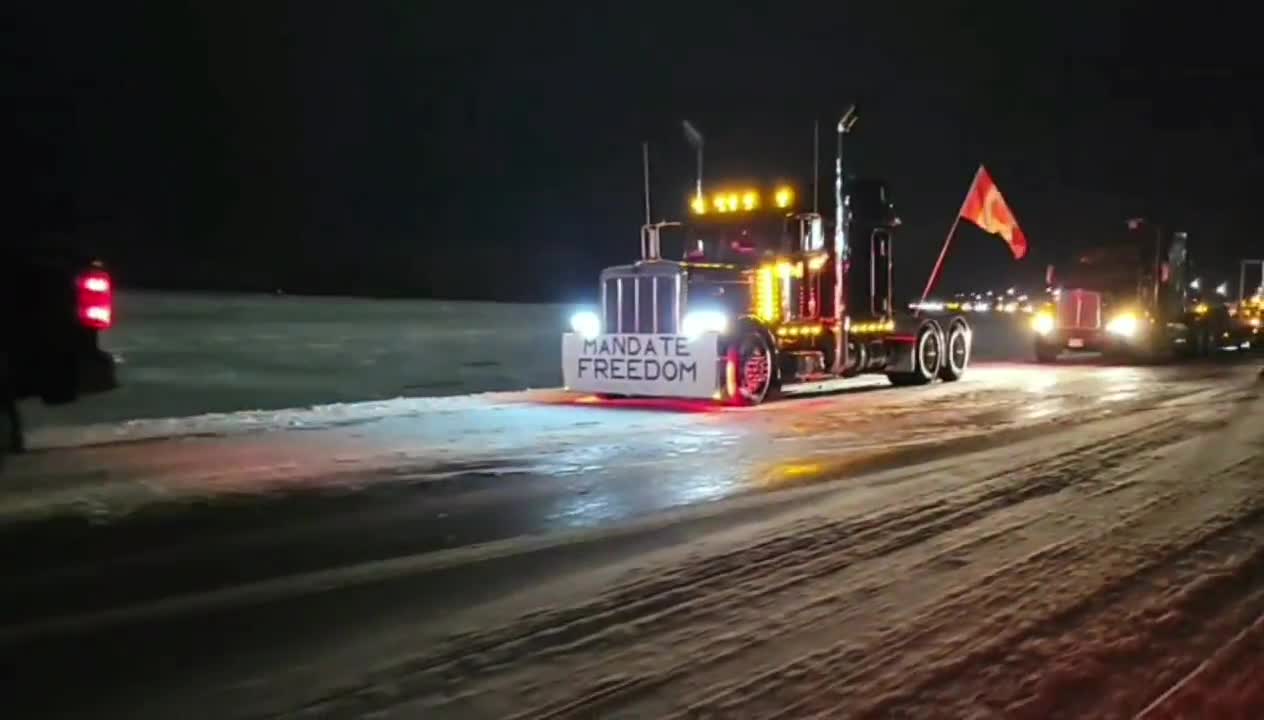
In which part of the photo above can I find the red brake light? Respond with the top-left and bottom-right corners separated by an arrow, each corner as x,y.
78,269 -> 114,330
83,275 -> 110,293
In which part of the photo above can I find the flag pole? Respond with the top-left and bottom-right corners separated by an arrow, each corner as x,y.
918,165 -> 983,314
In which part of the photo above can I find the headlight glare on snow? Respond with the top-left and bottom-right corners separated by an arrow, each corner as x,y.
681,310 -> 728,339
1032,312 -> 1055,336
569,310 -> 601,339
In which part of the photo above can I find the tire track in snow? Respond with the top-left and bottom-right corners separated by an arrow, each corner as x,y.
829,398 -> 1264,719
497,419 -> 1202,720
289,411 -> 1200,719
1137,608 -> 1264,719
1024,535 -> 1264,719
652,409 -> 1253,717
760,460 -> 1264,720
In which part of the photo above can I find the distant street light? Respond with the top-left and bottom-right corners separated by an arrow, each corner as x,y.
1190,278 -> 1201,291
1215,282 -> 1228,297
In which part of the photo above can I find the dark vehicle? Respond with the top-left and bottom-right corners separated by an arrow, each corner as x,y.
1031,227 -> 1252,363
1,248 -> 117,459
562,107 -> 972,405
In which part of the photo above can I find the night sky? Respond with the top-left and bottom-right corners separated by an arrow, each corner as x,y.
10,2 -> 1263,303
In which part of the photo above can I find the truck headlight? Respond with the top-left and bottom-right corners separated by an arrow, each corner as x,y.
569,310 -> 601,339
1106,312 -> 1138,337
1032,312 -> 1055,336
681,310 -> 728,339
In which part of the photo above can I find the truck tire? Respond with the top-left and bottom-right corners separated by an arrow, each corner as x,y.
840,336 -> 867,378
1172,325 -> 1193,356
40,361 -> 77,405
1,353 -> 21,460
1034,340 -> 1059,364
1136,331 -> 1175,365
938,320 -> 971,382
0,397 -> 19,457
1103,345 -> 1132,364
887,323 -> 942,386
729,328 -> 779,405
1198,328 -> 1215,358
1188,328 -> 1203,358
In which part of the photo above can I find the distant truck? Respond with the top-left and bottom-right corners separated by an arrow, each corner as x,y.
1031,227 -> 1254,362
1,248 -> 117,459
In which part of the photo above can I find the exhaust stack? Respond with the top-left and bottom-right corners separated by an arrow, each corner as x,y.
832,104 -> 859,374
642,141 -> 651,225
682,120 -> 705,207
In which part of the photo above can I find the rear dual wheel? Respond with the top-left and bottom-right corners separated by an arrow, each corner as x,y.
1034,340 -> 1060,364
938,321 -> 970,382
888,324 -> 944,387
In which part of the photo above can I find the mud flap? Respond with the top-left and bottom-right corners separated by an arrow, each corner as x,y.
884,338 -> 917,374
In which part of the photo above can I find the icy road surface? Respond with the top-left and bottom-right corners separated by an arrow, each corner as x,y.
3,360 -> 1263,719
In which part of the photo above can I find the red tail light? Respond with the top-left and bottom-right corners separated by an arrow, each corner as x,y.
77,269 -> 114,330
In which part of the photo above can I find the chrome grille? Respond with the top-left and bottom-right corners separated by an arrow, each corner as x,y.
601,266 -> 682,334
1058,289 -> 1102,330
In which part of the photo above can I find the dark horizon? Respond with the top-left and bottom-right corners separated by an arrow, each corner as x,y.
11,2 -> 1264,304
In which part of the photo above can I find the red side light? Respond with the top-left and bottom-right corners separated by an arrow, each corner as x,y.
77,269 -> 114,330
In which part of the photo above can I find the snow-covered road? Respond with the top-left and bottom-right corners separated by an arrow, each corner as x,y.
3,359 -> 1263,719
0,361 -> 1224,526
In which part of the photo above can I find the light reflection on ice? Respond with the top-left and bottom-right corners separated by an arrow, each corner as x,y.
1023,369 -> 1060,394
664,469 -> 741,506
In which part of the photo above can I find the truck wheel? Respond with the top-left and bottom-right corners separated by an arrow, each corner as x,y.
728,329 -> 778,405
0,354 -> 20,459
1103,345 -> 1132,364
938,321 -> 971,382
1176,329 -> 1199,359
840,336 -> 867,378
0,398 -> 19,458
1034,340 -> 1059,364
1137,332 -> 1175,365
887,323 -> 942,387
1198,328 -> 1214,358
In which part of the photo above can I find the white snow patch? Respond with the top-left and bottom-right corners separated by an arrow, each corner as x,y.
26,389 -> 553,449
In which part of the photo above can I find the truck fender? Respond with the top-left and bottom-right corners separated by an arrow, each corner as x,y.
888,319 -> 945,375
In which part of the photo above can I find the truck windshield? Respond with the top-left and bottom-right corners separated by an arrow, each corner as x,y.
1059,243 -> 1145,296
682,214 -> 791,264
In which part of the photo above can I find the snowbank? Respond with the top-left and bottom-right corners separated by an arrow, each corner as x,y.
23,292 -> 571,429
21,291 -> 1034,430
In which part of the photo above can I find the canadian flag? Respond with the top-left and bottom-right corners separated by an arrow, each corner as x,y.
959,165 -> 1027,260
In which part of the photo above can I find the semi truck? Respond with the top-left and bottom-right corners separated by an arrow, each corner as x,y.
1030,226 -> 1255,362
561,108 -> 973,405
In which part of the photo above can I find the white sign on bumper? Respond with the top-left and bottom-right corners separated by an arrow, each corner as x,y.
562,333 -> 720,399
